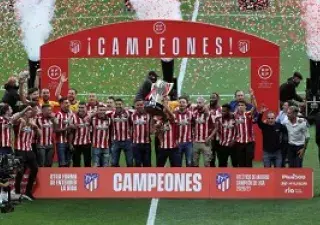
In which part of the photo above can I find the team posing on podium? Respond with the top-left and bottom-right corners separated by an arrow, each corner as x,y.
0,70 -> 311,200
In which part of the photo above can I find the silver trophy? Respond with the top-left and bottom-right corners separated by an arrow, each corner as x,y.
144,79 -> 174,116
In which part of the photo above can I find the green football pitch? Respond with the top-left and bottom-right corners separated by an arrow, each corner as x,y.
1,0 -> 319,224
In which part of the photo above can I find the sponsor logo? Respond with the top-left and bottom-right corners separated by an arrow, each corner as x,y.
282,174 -> 306,180
216,173 -> 230,192
84,173 -> 99,192
284,187 -> 296,194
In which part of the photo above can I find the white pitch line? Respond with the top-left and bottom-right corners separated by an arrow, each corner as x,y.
177,0 -> 200,96
146,2 -> 201,225
146,198 -> 159,225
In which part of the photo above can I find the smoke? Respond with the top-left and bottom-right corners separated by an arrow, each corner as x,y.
15,0 -> 56,61
130,0 -> 182,20
301,0 -> 320,61
130,0 -> 182,62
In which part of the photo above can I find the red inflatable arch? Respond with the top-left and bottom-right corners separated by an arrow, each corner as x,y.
41,20 -> 280,160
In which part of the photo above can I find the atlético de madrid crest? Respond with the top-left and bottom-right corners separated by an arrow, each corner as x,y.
70,40 -> 81,54
238,40 -> 250,54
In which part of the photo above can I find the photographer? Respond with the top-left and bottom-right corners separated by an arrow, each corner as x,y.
13,103 -> 41,200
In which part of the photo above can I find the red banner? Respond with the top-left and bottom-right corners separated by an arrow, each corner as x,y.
33,168 -> 313,199
40,20 -> 280,161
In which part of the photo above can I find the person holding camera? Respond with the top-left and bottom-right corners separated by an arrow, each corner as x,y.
13,103 -> 41,200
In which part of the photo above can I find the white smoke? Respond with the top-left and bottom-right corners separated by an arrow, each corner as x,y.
301,0 -> 320,61
130,0 -> 182,62
130,0 -> 182,20
15,0 -> 56,61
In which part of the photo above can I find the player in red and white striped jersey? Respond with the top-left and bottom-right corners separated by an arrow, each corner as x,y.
0,105 -> 13,153
192,97 -> 213,167
105,96 -> 116,112
20,87 -> 42,159
90,105 -> 111,167
69,102 -> 91,167
155,103 -> 181,167
174,96 -> 193,167
110,98 -> 133,167
14,104 -> 41,200
209,92 -> 222,167
130,99 -> 151,167
234,97 -> 257,167
0,104 -> 30,154
207,104 -> 238,167
86,93 -> 103,115
55,97 -> 73,167
36,104 -> 57,167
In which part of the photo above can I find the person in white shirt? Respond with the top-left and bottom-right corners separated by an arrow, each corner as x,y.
283,106 -> 310,168
276,101 -> 289,124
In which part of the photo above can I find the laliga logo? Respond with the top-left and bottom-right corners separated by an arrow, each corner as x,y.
258,65 -> 273,80
153,22 -> 166,35
47,65 -> 62,80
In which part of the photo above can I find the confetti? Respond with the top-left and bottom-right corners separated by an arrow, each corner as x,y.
0,0 -> 310,99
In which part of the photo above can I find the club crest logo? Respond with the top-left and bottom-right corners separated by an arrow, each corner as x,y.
238,40 -> 250,54
70,40 -> 81,54
216,173 -> 231,192
84,173 -> 99,192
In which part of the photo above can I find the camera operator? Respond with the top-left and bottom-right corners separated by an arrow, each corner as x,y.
13,103 -> 41,200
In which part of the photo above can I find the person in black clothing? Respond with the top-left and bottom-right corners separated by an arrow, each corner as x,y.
280,72 -> 304,104
124,0 -> 132,11
135,71 -> 158,102
257,106 -> 287,167
1,76 -> 21,113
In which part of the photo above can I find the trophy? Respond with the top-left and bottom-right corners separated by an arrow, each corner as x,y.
144,79 -> 174,116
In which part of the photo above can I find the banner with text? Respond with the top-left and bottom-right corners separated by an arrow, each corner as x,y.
40,20 -> 280,161
33,168 -> 313,199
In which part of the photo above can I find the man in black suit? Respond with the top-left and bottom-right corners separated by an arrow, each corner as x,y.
280,72 -> 304,105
